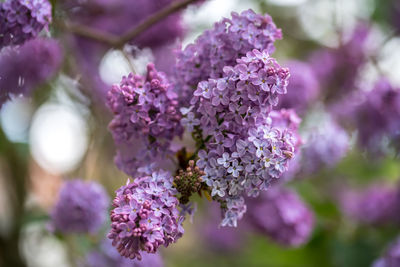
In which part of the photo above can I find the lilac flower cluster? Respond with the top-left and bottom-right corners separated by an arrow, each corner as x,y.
0,38 -> 62,107
182,49 -> 297,227
373,237 -> 400,267
108,170 -> 184,260
0,0 -> 52,48
86,239 -> 163,267
310,23 -> 370,103
277,61 -> 320,115
301,114 -> 349,173
174,9 -> 282,104
340,184 -> 398,226
50,180 -> 109,234
247,187 -> 314,247
107,63 -> 183,176
353,79 -> 400,153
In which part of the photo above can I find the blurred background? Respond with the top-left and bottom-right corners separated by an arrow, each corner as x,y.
1,0 -> 400,266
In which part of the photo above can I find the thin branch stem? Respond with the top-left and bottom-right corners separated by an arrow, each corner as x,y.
59,0 -> 199,48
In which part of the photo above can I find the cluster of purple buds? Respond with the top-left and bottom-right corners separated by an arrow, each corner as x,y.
182,49 -> 297,227
107,63 -> 183,176
247,187 -> 314,247
0,0 -> 52,48
108,170 -> 184,260
50,180 -> 109,234
173,9 -> 282,104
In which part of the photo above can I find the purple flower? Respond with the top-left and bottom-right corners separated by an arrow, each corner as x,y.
50,180 -> 109,234
107,63 -> 183,176
0,38 -> 62,107
180,48 -> 300,227
353,78 -> 400,154
247,187 -> 314,247
108,170 -> 184,260
310,23 -> 370,103
301,113 -> 349,173
173,9 -> 282,105
339,184 -> 398,226
0,0 -> 52,48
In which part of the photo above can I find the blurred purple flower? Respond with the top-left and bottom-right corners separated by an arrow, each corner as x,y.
85,238 -> 163,267
353,78 -> 400,154
247,187 -> 314,247
310,23 -> 370,103
301,115 -> 349,173
339,184 -> 398,226
373,237 -> 400,267
277,61 -> 320,115
0,38 -> 62,107
50,180 -> 109,234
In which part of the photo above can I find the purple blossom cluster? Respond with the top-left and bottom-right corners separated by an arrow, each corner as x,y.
50,180 -> 109,234
310,23 -> 370,103
107,63 -> 183,176
107,170 -> 184,260
277,61 -> 320,115
0,0 -> 52,48
182,49 -> 297,227
247,187 -> 314,247
373,237 -> 400,267
340,184 -> 398,226
86,239 -> 163,267
174,9 -> 282,104
353,79 -> 400,153
0,38 -> 62,107
301,114 -> 349,173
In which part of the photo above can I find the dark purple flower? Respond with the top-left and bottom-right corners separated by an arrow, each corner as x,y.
50,180 -> 109,234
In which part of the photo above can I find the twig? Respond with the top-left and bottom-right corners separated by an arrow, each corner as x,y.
60,0 -> 199,48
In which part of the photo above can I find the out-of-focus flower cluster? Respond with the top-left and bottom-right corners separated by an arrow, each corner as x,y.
353,79 -> 400,153
0,38 -> 62,107
174,9 -> 282,104
247,187 -> 314,247
0,0 -> 52,48
108,63 -> 183,176
85,239 -> 164,267
182,48 -> 297,227
340,184 -> 399,226
373,237 -> 400,267
108,170 -> 184,260
50,180 -> 109,234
